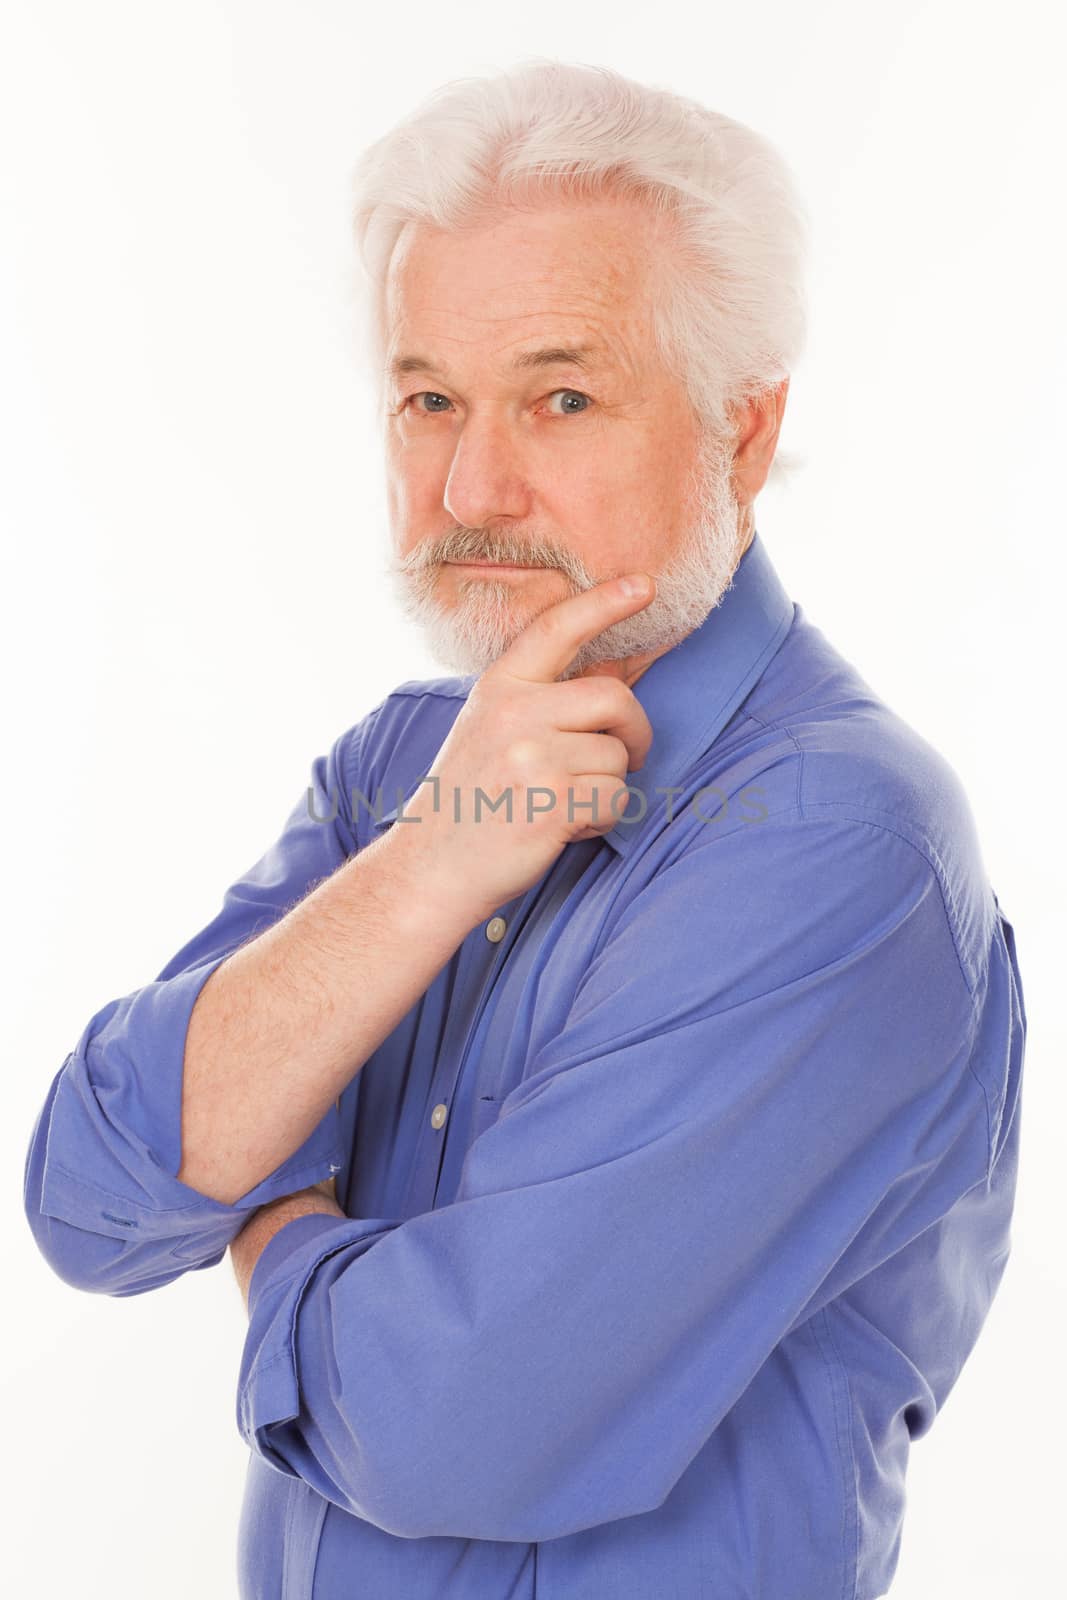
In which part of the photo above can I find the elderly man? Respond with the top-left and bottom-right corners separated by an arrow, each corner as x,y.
25,59 -> 1024,1600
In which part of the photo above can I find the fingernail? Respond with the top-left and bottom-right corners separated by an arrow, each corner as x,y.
619,573 -> 651,597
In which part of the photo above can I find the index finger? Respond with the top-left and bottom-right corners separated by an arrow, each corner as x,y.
501,573 -> 657,683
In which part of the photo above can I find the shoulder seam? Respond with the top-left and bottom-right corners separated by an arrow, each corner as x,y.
741,709 -> 805,812
712,803 -> 978,1009
803,804 -> 978,1006
734,721 -> 974,1007
709,804 -> 992,1172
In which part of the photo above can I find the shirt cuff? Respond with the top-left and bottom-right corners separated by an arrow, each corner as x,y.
237,1212 -> 397,1461
39,1004 -> 346,1255
246,1211 -> 355,1319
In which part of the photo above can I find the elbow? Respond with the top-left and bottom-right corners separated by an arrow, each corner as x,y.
24,1076 -> 126,1294
24,1080 -> 231,1296
24,1179 -> 237,1296
23,1045 -> 251,1295
23,1159 -> 225,1295
24,1203 -> 191,1296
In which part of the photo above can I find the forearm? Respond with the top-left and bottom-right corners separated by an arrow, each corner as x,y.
177,822 -> 480,1206
230,1185 -> 346,1311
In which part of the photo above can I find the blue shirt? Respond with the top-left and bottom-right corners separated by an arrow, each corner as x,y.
24,530 -> 1026,1600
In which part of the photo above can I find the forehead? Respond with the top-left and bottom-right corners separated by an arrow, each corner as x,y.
383,195 -> 664,365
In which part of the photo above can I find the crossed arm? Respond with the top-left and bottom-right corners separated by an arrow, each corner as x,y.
27,773 -> 991,1543
229,1176 -> 344,1311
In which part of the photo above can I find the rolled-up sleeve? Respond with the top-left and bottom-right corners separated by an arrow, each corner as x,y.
234,816 -> 992,1544
24,718 -> 371,1297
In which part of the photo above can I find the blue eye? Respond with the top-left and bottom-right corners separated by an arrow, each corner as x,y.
547,389 -> 592,415
405,392 -> 452,413
399,388 -> 592,416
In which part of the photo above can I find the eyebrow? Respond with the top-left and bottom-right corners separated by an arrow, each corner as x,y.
387,344 -> 610,383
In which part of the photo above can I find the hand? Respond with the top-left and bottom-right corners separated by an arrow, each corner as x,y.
383,573 -> 658,924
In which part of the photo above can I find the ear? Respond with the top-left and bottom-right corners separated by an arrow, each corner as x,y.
732,378 -> 790,505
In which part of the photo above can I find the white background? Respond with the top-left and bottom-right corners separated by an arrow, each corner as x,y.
3,2 -> 1062,1594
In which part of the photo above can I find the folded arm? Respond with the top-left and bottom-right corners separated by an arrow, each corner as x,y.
235,816 -> 990,1543
23,712 -> 476,1295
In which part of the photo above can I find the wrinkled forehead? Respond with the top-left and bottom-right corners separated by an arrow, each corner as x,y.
382,198 -> 667,377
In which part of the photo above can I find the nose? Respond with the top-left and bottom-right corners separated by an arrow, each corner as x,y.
442,413 -> 534,532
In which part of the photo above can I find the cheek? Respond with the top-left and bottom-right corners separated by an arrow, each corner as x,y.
543,454 -> 619,522
570,453 -> 685,570
536,464 -> 640,570
385,450 -> 436,531
623,435 -> 695,523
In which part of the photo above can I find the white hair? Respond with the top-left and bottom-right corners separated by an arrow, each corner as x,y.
348,56 -> 810,488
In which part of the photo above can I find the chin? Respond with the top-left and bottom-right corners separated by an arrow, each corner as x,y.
393,562 -> 578,677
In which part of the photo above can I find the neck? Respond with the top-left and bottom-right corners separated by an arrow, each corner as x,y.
736,503 -> 755,560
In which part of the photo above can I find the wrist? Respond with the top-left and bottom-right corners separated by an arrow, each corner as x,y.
232,1189 -> 344,1308
362,817 -> 491,939
246,1188 -> 343,1243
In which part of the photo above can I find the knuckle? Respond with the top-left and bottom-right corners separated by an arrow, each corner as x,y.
607,734 -> 630,772
568,678 -> 602,718
471,676 -> 518,728
466,673 -> 496,713
593,677 -> 632,721
568,777 -> 618,830
506,737 -> 543,775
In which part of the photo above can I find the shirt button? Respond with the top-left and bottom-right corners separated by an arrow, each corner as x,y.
486,916 -> 507,943
430,1103 -> 448,1130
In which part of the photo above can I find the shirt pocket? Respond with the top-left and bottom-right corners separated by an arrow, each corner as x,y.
470,1093 -> 503,1141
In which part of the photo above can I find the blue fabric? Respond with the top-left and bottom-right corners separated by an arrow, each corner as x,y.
25,530 -> 1026,1599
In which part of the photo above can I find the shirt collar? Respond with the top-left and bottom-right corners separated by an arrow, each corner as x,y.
599,527 -> 795,855
372,528 -> 795,858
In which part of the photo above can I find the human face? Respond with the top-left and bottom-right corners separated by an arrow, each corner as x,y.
380,194 -> 745,680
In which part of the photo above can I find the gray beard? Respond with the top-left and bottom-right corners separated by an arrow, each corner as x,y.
386,434 -> 745,682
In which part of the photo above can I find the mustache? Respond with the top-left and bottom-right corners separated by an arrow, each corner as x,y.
394,526 -> 594,586
389,436 -> 735,587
